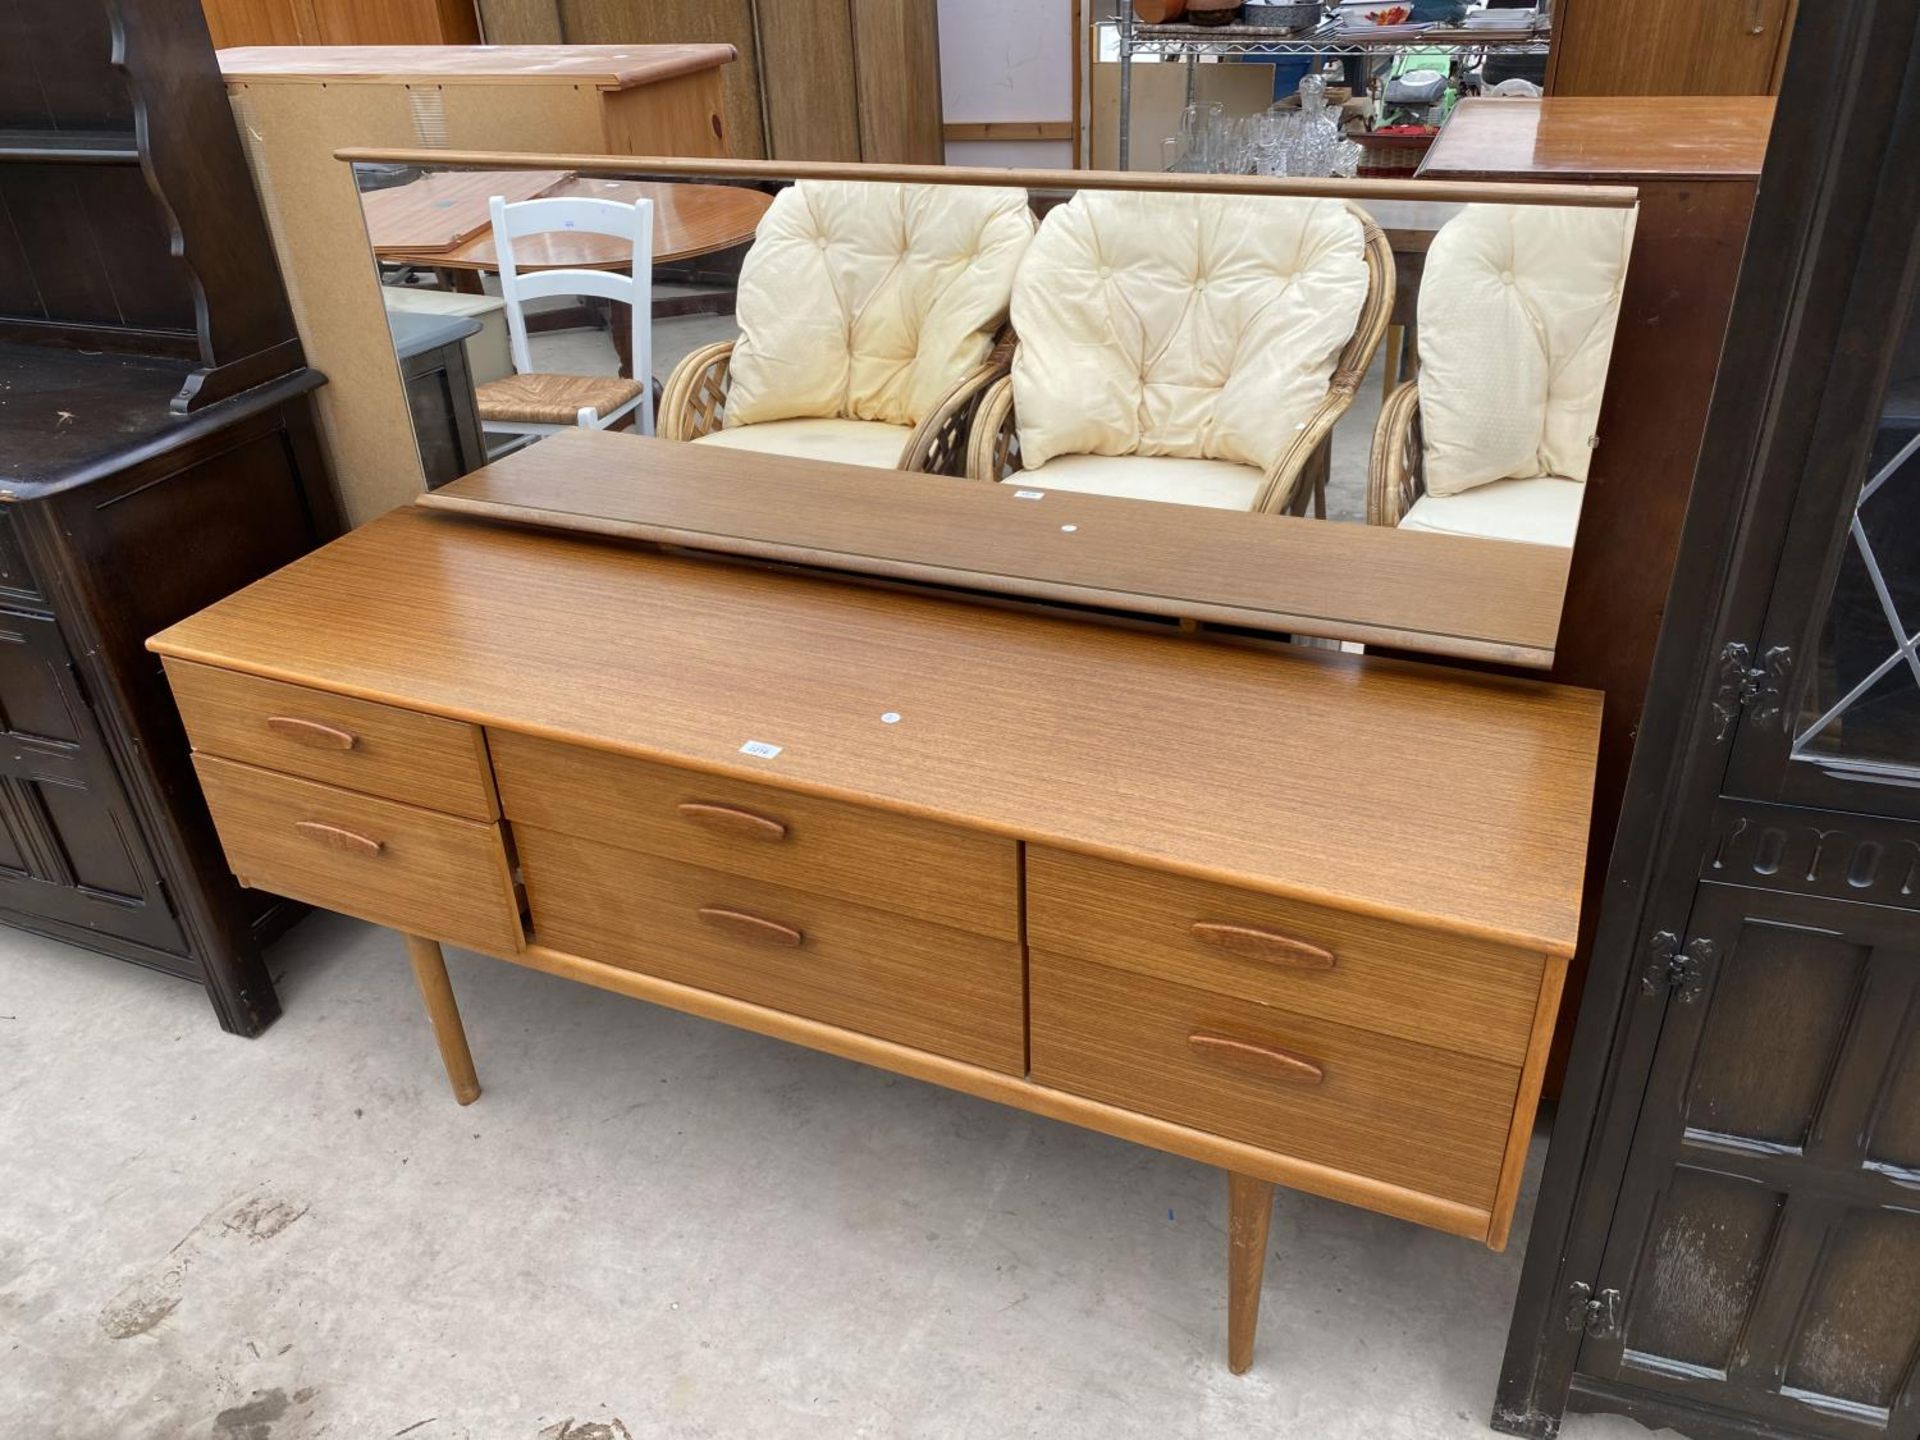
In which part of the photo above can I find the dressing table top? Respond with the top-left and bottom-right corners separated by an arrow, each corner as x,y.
422,429 -> 1573,668
150,506 -> 1601,955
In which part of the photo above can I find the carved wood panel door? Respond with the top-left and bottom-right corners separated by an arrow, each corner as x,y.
1573,885 -> 1920,1437
1566,186 -> 1920,1438
0,596 -> 183,953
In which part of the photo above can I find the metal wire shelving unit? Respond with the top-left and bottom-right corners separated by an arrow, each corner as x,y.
1113,6 -> 1551,167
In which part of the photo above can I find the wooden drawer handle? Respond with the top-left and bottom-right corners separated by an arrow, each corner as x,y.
677,801 -> 788,843
293,820 -> 384,858
1190,921 -> 1335,970
1187,1032 -> 1325,1085
698,905 -> 804,948
266,715 -> 357,751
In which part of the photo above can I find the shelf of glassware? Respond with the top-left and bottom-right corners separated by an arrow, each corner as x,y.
1123,21 -> 1550,59
1111,10 -> 1551,168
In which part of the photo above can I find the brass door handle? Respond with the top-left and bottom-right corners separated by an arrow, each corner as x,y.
294,820 -> 384,857
1190,921 -> 1336,970
677,801 -> 788,843
698,905 -> 804,947
267,715 -> 357,750
1187,1032 -> 1325,1084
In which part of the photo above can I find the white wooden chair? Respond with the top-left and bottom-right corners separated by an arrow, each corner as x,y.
476,193 -> 654,441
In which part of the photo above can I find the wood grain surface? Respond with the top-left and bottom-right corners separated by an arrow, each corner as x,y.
166,658 -> 499,820
1026,846 -> 1546,1063
150,507 -> 1600,954
489,728 -> 1020,940
216,43 -> 738,87
1029,951 -> 1519,1208
360,168 -> 570,255
516,825 -> 1026,1072
368,176 -> 771,271
330,147 -> 1642,209
1545,0 -> 1796,97
1421,97 -> 1774,181
420,429 -> 1573,668
192,754 -> 523,954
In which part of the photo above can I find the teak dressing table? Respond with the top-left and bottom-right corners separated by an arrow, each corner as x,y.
148,444 -> 1600,1373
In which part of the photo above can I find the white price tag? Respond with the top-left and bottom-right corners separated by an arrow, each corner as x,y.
738,740 -> 782,759
1013,489 -> 1046,500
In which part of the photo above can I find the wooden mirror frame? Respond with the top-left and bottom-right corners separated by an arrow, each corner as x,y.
342,149 -> 1639,669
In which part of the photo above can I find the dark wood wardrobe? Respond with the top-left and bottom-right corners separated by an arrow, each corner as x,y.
0,0 -> 338,1034
1497,0 -> 1920,1434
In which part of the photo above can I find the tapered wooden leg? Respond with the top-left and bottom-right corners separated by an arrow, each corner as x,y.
1227,1170 -> 1276,1374
404,934 -> 480,1106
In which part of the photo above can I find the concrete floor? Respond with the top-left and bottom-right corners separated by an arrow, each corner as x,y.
0,915 -> 1671,1440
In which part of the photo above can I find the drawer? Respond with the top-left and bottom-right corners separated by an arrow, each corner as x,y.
490,730 -> 1019,941
1030,951 -> 1518,1209
1026,847 -> 1544,1064
194,754 -> 523,956
516,824 -> 1025,1073
166,660 -> 498,821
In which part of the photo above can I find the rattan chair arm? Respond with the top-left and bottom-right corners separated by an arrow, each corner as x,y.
1252,207 -> 1394,516
902,352 -> 1014,476
1367,380 -> 1425,527
965,375 -> 1019,481
1255,380 -> 1353,515
659,340 -> 735,442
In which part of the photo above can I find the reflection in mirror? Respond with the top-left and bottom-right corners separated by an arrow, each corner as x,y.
352,156 -> 1635,667
355,159 -> 1632,555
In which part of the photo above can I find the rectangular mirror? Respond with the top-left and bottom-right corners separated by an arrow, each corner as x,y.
341,150 -> 1637,669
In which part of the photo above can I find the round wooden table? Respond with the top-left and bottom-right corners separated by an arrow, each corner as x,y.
364,172 -> 772,272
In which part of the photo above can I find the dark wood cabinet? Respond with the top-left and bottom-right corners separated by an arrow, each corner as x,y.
0,0 -> 339,1033
389,311 -> 488,488
1497,1 -> 1920,1435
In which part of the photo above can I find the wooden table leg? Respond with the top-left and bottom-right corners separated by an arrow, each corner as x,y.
404,934 -> 481,1106
1227,1169 -> 1276,1374
607,298 -> 634,381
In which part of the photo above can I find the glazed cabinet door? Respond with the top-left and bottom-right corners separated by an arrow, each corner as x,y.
1724,274 -> 1920,819
1574,885 -> 1920,1438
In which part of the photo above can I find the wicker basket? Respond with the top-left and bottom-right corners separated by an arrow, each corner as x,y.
1353,128 -> 1436,177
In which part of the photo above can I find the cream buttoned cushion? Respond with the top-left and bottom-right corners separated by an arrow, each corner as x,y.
1012,454 -> 1265,512
1008,191 -> 1370,504
1416,204 -> 1636,506
693,417 -> 915,470
698,180 -> 1036,471
1399,475 -> 1585,548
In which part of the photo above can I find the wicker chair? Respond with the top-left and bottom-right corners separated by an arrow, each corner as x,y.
1365,203 -> 1636,547
658,328 -> 1011,477
963,198 -> 1393,516
658,181 -> 1035,477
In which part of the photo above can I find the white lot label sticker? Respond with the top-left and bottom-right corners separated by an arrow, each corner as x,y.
738,740 -> 783,759
1012,489 -> 1046,500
